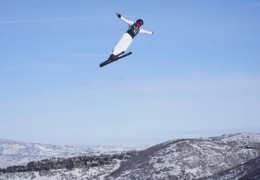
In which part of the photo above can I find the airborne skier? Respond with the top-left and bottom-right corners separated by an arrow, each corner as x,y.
100,12 -> 154,67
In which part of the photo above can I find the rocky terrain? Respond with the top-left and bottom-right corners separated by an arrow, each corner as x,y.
0,132 -> 260,179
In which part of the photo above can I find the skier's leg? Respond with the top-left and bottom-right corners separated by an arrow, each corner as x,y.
119,35 -> 133,53
110,33 -> 133,57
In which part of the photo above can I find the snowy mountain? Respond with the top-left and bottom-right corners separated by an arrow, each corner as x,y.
0,132 -> 260,180
0,138 -> 147,168
106,132 -> 260,179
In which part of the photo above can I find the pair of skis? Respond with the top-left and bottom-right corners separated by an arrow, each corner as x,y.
99,51 -> 132,67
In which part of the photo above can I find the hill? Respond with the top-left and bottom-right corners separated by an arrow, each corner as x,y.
0,132 -> 260,179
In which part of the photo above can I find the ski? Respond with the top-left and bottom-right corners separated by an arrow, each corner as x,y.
99,52 -> 132,67
99,59 -> 113,68
99,51 -> 125,67
116,52 -> 132,61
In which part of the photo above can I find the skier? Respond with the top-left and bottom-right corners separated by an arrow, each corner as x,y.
108,12 -> 154,60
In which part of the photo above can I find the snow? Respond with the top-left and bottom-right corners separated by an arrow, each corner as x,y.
1,133 -> 260,179
0,160 -> 122,180
0,138 -> 147,168
218,132 -> 260,145
107,133 -> 260,180
185,167 -> 200,174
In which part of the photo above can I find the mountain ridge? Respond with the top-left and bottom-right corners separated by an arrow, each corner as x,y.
106,132 -> 260,179
0,132 -> 260,179
0,138 -> 147,168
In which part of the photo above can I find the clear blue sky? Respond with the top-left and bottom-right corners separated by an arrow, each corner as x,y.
0,0 -> 260,145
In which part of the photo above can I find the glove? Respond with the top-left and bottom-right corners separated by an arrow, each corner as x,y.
116,13 -> 121,18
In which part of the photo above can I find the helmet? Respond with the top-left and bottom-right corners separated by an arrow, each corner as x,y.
136,19 -> 144,26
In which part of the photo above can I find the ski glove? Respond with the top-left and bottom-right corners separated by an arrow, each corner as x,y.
116,13 -> 121,18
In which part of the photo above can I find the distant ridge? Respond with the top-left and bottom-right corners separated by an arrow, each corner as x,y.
0,132 -> 260,179
0,138 -> 147,168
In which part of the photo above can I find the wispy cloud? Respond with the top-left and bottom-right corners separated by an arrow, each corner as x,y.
243,2 -> 260,7
65,53 -> 106,58
125,74 -> 260,95
0,15 -> 112,25
0,59 -> 70,73
0,17 -> 88,25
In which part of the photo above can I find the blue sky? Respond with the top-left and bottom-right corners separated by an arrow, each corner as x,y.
0,0 -> 260,145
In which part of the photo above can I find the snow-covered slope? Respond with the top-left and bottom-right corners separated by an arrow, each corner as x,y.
1,133 -> 260,180
0,165 -> 120,180
0,138 -> 147,168
106,132 -> 260,180
205,156 -> 260,180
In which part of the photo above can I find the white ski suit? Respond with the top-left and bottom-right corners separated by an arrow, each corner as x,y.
111,14 -> 153,57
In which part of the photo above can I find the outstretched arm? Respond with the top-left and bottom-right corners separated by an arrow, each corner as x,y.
116,13 -> 134,25
140,28 -> 154,35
